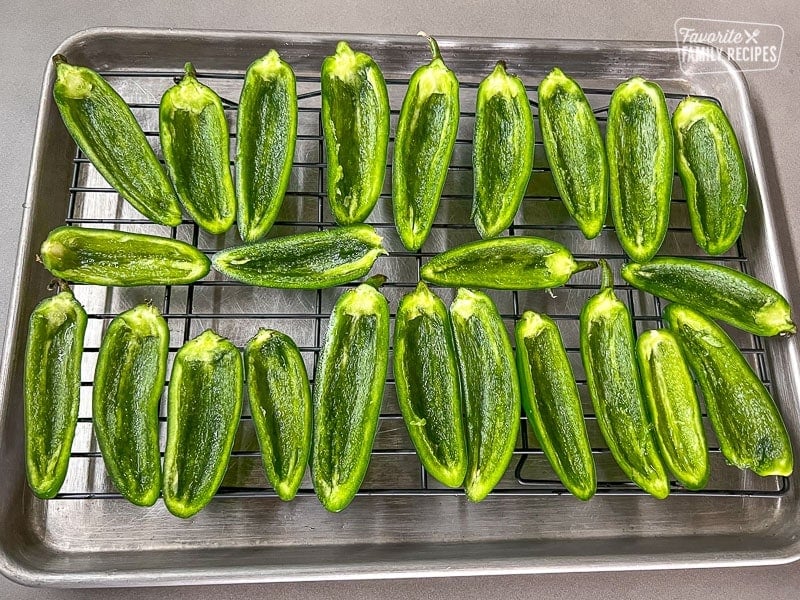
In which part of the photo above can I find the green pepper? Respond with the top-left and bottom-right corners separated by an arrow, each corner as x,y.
665,303 -> 793,477
163,330 -> 243,518
420,236 -> 596,290
621,257 -> 795,336
93,304 -> 168,506
394,281 -> 467,488
579,260 -> 670,498
160,62 -> 236,235
321,41 -> 390,225
673,97 -> 748,255
40,226 -> 210,287
24,288 -> 87,499
52,56 -> 183,227
393,34 -> 460,251
606,77 -> 673,262
245,329 -> 312,501
236,50 -> 298,242
538,67 -> 608,239
450,288 -> 521,502
311,282 -> 389,512
636,329 -> 709,490
212,224 -> 386,289
472,61 -> 534,238
516,311 -> 596,500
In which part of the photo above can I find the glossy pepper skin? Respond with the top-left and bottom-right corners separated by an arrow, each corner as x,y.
420,236 -> 596,290
606,77 -> 673,262
52,55 -> 183,227
636,329 -> 709,490
673,96 -> 748,255
24,289 -> 87,499
393,34 -> 460,251
450,288 -> 521,502
621,257 -> 795,337
160,62 -> 237,235
579,260 -> 670,499
211,224 -> 386,289
93,304 -> 168,506
538,67 -> 608,239
40,226 -> 210,287
245,329 -> 312,501
311,283 -> 389,512
472,61 -> 534,238
516,311 -> 596,500
394,281 -> 467,488
665,303 -> 793,477
236,50 -> 297,242
321,41 -> 390,225
163,330 -> 243,518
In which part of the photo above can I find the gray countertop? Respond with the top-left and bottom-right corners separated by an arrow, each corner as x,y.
3,0 -> 800,597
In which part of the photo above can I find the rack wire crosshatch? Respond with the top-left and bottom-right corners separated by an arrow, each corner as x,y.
51,64 -> 788,504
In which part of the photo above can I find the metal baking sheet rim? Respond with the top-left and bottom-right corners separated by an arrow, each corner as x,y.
1,27 -> 800,587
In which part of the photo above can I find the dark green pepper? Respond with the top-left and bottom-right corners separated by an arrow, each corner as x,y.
312,283 -> 389,512
673,97 -> 748,255
516,311 -> 596,500
212,224 -> 386,289
245,329 -> 312,501
93,304 -> 168,506
52,56 -> 183,227
163,330 -> 243,518
621,257 -> 795,336
538,67 -> 608,239
160,63 -> 236,235
472,61 -> 534,238
636,329 -> 709,490
40,226 -> 211,287
420,236 -> 596,290
394,281 -> 467,488
665,303 -> 793,477
393,34 -> 460,251
450,288 -> 520,502
321,41 -> 389,225
236,50 -> 298,242
24,288 -> 87,499
606,77 -> 673,262
579,260 -> 670,499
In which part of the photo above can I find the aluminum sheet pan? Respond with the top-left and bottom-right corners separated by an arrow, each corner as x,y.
1,28 -> 798,587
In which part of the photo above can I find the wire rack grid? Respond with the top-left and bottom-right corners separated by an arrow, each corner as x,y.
51,64 -> 787,503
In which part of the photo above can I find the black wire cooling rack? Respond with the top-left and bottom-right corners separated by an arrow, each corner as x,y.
52,66 -> 787,502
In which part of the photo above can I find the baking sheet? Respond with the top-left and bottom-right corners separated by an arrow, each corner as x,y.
1,28 -> 798,587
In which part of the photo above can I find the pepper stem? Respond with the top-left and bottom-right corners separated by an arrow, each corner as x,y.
417,31 -> 442,61
364,274 -> 388,290
47,279 -> 70,293
599,259 -> 614,290
574,260 -> 598,274
183,62 -> 198,80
